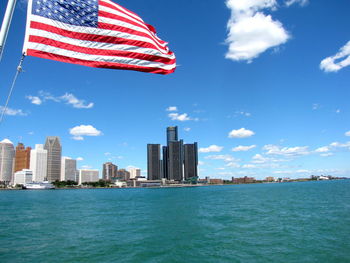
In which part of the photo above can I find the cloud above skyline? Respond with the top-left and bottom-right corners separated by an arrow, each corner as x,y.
228,128 -> 255,138
232,145 -> 256,152
0,106 -> 28,116
69,125 -> 103,141
26,91 -> 94,109
225,0 -> 289,62
199,145 -> 224,153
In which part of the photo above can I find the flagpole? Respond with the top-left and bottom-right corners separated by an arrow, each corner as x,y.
0,0 -> 17,62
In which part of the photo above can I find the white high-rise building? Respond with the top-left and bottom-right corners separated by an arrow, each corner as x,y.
30,144 -> 48,182
128,167 -> 141,179
61,157 -> 77,181
0,139 -> 15,185
13,169 -> 33,186
79,169 -> 99,185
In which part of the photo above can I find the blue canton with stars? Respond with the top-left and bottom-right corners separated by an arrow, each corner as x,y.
32,0 -> 99,27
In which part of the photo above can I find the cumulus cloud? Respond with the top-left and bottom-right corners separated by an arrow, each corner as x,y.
285,0 -> 309,7
263,144 -> 310,157
168,112 -> 199,122
320,41 -> 350,72
26,91 -> 93,109
315,146 -> 330,153
226,162 -> 240,168
69,125 -> 102,140
345,131 -> 350,137
76,157 -> 84,161
228,128 -> 255,138
166,106 -> 178,112
232,145 -> 256,152
0,106 -> 27,116
225,0 -> 289,62
199,145 -> 224,153
26,96 -> 42,105
184,127 -> 191,132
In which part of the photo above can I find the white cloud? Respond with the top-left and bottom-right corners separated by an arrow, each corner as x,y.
229,128 -> 255,138
81,165 -> 92,169
345,131 -> 350,137
251,153 -> 287,164
184,127 -> 191,132
330,141 -> 350,149
232,145 -> 256,152
263,144 -> 310,157
320,153 -> 334,157
166,106 -> 178,112
285,0 -> 309,7
76,157 -> 84,161
69,125 -> 102,140
198,161 -> 205,166
60,93 -> 94,109
320,41 -> 350,72
226,162 -> 240,168
315,146 -> 330,153
26,96 -> 42,105
168,113 -> 197,122
0,106 -> 27,116
312,103 -> 320,110
336,109 -> 341,114
225,0 -> 289,62
242,164 -> 257,169
26,91 -> 93,109
199,145 -> 224,153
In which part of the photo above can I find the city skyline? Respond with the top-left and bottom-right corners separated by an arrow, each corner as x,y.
0,0 -> 349,179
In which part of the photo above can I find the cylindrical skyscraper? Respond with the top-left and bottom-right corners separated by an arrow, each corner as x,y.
0,139 -> 15,185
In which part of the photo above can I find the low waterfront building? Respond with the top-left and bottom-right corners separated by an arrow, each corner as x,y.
128,167 -> 141,179
117,169 -> 130,181
79,169 -> 99,185
13,169 -> 33,186
232,176 -> 256,184
102,162 -> 118,180
61,157 -> 77,182
209,178 -> 224,184
265,176 -> 275,182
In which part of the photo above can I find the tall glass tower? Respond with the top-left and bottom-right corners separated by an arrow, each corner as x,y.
44,136 -> 62,182
166,126 -> 178,145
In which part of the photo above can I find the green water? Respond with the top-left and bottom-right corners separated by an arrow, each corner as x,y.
0,180 -> 349,262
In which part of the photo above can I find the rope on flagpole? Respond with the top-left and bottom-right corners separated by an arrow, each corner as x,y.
0,53 -> 25,125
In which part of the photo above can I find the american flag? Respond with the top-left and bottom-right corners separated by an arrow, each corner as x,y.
22,0 -> 176,74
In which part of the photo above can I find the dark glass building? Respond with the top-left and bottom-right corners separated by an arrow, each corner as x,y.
184,143 -> 198,180
167,126 -> 178,145
168,140 -> 183,181
147,144 -> 161,180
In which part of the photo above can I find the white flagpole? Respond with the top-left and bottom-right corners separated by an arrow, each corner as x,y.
0,0 -> 17,62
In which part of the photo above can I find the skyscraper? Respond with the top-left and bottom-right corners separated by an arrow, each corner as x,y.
61,157 -> 77,181
184,143 -> 198,180
0,139 -> 15,185
167,126 -> 178,145
147,144 -> 161,180
30,144 -> 48,182
44,136 -> 62,182
102,162 -> 118,180
14,143 -> 31,173
168,140 -> 183,181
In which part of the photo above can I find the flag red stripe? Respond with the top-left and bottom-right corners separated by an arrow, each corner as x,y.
99,0 -> 144,25
30,21 -> 172,55
29,35 -> 176,65
27,49 -> 175,74
98,11 -> 166,49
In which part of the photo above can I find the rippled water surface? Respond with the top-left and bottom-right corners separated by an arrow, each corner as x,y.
0,180 -> 349,262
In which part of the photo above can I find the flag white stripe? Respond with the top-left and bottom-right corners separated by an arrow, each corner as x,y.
99,6 -> 167,48
30,15 -> 170,54
27,42 -> 176,70
100,0 -> 144,24
29,28 -> 175,59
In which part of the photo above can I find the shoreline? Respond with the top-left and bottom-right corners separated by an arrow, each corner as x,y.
1,178 -> 348,191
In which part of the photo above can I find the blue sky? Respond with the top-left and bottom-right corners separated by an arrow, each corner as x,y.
0,0 -> 349,179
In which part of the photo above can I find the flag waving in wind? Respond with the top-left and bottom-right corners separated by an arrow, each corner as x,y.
22,0 -> 176,74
